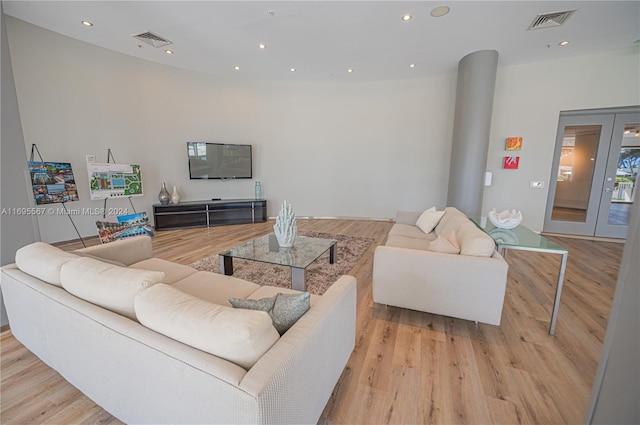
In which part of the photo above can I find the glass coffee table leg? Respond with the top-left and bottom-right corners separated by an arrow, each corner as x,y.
329,244 -> 336,264
291,267 -> 306,291
219,254 -> 234,276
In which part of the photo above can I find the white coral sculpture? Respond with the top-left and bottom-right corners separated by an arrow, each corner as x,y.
274,200 -> 297,247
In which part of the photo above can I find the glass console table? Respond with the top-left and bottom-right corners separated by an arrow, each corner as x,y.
469,217 -> 568,335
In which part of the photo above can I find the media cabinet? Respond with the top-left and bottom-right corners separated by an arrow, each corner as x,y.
152,199 -> 267,230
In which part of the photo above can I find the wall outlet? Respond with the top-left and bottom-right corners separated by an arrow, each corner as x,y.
530,180 -> 545,189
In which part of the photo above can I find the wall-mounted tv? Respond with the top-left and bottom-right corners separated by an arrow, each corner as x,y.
187,142 -> 252,179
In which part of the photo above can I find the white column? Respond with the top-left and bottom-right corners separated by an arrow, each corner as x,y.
447,50 -> 498,216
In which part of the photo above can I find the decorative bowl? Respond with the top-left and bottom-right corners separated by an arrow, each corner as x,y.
488,209 -> 522,229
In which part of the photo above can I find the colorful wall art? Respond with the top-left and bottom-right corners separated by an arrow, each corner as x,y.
503,156 -> 520,169
506,137 -> 523,151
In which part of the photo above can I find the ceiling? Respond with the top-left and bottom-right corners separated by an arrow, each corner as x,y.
3,1 -> 639,82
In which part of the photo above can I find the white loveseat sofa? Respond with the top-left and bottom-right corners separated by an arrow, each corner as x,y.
0,236 -> 356,424
373,207 -> 508,325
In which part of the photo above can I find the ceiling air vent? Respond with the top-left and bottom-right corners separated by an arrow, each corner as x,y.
132,31 -> 172,48
528,10 -> 576,30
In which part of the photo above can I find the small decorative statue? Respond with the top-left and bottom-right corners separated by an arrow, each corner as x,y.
274,200 -> 297,247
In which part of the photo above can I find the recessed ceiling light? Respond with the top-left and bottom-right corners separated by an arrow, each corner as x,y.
234,66 -> 240,70
164,50 -> 174,55
258,43 -> 266,49
409,63 -> 416,68
636,130 -> 640,137
431,6 -> 450,17
81,20 -> 93,26
347,68 -> 353,73
289,68 -> 296,72
559,40 -> 570,46
402,14 -> 412,21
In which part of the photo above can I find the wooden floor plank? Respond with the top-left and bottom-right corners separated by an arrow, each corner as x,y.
0,219 -> 624,424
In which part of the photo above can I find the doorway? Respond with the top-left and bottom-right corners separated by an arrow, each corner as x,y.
544,107 -> 640,239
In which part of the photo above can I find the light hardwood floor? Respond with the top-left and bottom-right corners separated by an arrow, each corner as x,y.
0,219 -> 624,424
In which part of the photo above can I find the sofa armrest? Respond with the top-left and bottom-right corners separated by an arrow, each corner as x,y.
74,236 -> 153,266
239,275 -> 357,424
395,211 -> 422,225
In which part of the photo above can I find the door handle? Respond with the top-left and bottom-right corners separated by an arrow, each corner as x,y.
605,188 -> 612,192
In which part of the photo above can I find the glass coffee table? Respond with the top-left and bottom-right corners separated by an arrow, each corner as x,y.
219,233 -> 337,291
470,216 -> 568,335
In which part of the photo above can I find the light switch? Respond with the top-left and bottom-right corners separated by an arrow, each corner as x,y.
484,172 -> 492,186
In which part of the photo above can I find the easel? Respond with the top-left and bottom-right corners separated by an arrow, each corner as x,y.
30,144 -> 86,247
102,149 -> 137,219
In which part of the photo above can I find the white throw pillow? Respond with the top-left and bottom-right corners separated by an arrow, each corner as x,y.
135,284 -> 280,370
416,207 -> 445,234
427,230 -> 461,254
60,257 -> 165,320
15,242 -> 79,287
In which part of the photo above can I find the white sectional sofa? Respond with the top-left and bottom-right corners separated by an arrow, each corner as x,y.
373,207 -> 508,325
0,236 -> 356,424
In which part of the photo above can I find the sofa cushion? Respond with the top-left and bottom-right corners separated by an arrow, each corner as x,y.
427,230 -> 461,254
230,292 -> 311,335
74,251 -> 127,267
129,258 -> 197,284
172,271 -> 260,306
15,242 -> 79,287
415,207 -> 445,234
60,257 -> 166,320
388,223 -> 435,240
385,235 -> 430,250
435,207 -> 471,237
457,223 -> 496,257
135,283 -> 279,370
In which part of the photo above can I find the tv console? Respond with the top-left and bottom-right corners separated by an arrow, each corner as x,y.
152,199 -> 267,230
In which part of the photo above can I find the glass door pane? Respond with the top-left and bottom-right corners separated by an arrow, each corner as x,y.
551,125 -> 602,222
609,145 -> 639,225
544,113 -> 614,237
595,112 -> 640,239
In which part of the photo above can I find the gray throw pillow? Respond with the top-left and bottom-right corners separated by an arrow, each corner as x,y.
229,292 -> 310,335
229,295 -> 277,312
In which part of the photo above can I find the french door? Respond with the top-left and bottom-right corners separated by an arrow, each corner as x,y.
544,108 -> 640,239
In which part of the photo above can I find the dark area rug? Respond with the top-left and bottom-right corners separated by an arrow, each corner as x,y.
190,231 -> 374,295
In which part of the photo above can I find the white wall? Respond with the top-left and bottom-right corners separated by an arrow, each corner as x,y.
485,46 -> 640,230
5,16 -> 640,242
6,17 -> 455,242
1,9 -> 38,327
585,196 -> 639,424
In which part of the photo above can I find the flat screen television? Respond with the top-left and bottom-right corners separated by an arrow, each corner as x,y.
187,142 -> 252,179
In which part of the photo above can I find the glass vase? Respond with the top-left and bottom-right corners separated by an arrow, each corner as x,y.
255,181 -> 262,200
158,182 -> 170,205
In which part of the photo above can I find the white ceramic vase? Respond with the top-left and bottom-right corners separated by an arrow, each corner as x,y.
273,200 -> 297,247
171,186 -> 181,204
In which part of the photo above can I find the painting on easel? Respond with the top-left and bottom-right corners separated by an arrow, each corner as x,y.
28,161 -> 79,205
